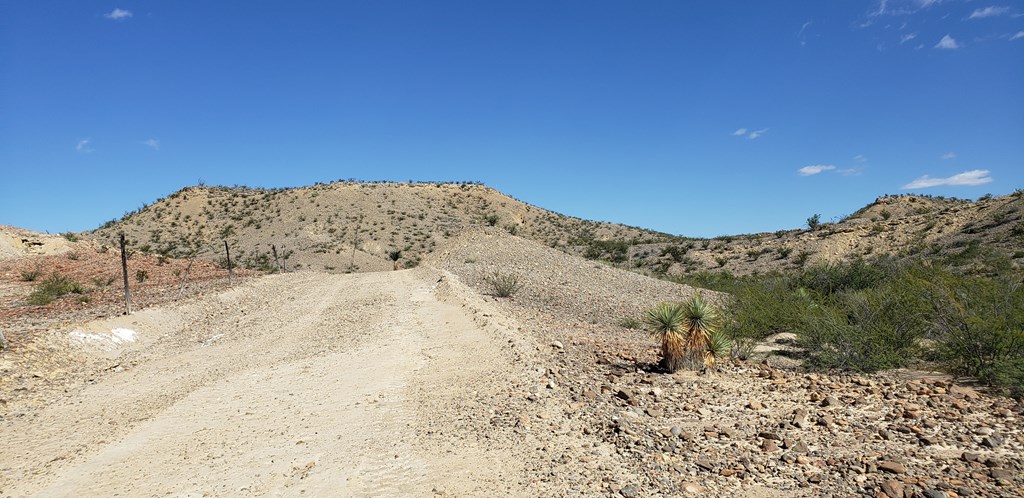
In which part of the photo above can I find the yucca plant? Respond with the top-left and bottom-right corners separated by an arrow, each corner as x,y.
705,329 -> 733,369
645,302 -> 688,372
681,294 -> 723,369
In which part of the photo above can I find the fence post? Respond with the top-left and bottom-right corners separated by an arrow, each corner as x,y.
272,244 -> 281,272
224,240 -> 233,285
119,232 -> 131,315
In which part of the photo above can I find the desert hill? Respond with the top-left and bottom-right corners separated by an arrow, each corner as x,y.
87,181 -> 668,273
88,182 -> 1023,278
619,191 -> 1024,277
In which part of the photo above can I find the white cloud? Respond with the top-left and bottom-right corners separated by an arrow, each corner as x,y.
942,151 -> 956,160
900,32 -> 918,44
798,165 -> 836,176
837,168 -> 863,176
733,128 -> 748,136
104,8 -> 132,20
968,6 -> 1011,19
853,154 -> 868,163
143,138 -> 160,151
747,128 -> 768,139
1011,31 -> 1024,40
902,169 -> 993,188
935,34 -> 960,49
75,139 -> 93,153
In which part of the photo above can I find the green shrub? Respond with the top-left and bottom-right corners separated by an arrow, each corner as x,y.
28,274 -> 87,306
798,259 -> 890,296
798,273 -> 931,371
20,268 -> 42,282
927,270 -> 1024,390
806,214 -> 821,230
483,270 -> 523,298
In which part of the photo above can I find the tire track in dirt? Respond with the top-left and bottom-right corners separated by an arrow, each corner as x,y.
0,270 -> 545,496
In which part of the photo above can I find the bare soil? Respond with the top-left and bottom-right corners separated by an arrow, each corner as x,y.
0,269 -> 588,496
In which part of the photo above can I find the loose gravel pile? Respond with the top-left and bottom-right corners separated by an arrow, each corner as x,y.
428,228 -> 1024,497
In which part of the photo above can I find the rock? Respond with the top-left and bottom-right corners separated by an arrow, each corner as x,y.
880,479 -> 904,497
821,396 -> 840,407
670,425 -> 682,437
878,461 -> 906,474
791,441 -> 809,454
747,400 -> 764,410
792,408 -> 810,429
919,435 -> 940,446
961,452 -> 982,462
696,459 -> 714,471
922,490 -> 948,498
697,407 -> 712,416
956,486 -> 974,496
989,468 -> 1013,480
761,440 -> 779,452
616,389 -> 635,402
551,340 -> 564,350
681,482 -> 703,494
645,407 -> 663,417
620,484 -> 638,498
982,435 -> 1004,448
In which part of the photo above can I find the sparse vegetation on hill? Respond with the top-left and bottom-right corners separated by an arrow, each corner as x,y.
88,181 -> 666,273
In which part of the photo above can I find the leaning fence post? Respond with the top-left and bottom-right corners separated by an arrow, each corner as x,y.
272,244 -> 281,272
119,232 -> 131,315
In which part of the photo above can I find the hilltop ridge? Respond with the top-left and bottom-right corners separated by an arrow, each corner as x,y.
88,181 -> 667,272
85,181 -> 1023,276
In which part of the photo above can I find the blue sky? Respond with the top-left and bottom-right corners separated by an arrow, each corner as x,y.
1,1 -> 1022,237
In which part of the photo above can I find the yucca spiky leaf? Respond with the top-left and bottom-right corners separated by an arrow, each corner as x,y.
644,302 -> 685,338
644,302 -> 689,372
704,329 -> 734,369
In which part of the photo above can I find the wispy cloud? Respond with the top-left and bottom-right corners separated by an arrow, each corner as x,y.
900,32 -> 918,44
902,169 -> 993,189
798,20 -> 813,46
935,34 -> 960,49
837,168 -> 863,176
747,128 -> 768,140
870,0 -> 941,17
143,138 -> 160,151
732,128 -> 748,136
104,8 -> 132,20
942,151 -> 956,160
75,139 -> 93,153
798,165 -> 836,176
1011,31 -> 1024,40
853,155 -> 869,163
968,6 -> 1011,19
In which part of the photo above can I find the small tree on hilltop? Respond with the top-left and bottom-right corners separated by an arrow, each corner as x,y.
807,213 -> 821,230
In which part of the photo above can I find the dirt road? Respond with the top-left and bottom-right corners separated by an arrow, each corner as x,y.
1,269 -> 549,497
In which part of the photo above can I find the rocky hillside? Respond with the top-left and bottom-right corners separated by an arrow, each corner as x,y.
86,182 -> 1023,277
618,191 -> 1024,277
88,182 -> 668,273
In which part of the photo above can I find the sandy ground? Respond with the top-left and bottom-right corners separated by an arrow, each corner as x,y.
0,269 -> 549,497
